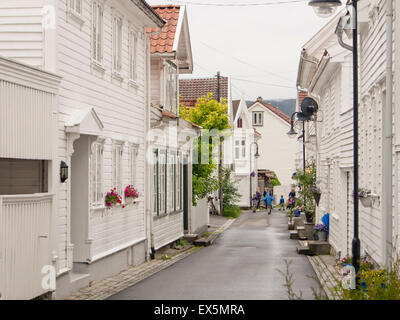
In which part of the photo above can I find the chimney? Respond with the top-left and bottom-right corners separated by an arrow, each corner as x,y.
257,96 -> 263,102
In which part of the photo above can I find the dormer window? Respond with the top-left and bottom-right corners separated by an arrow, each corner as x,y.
253,111 -> 263,126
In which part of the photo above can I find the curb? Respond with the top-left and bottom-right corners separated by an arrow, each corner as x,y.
66,218 -> 236,300
194,218 -> 236,246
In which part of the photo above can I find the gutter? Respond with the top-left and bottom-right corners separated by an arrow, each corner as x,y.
383,0 -> 393,267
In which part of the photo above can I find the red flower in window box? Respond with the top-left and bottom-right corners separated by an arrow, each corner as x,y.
105,188 -> 122,208
124,185 -> 139,200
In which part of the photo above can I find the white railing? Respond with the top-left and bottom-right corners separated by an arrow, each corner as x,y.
0,193 -> 54,300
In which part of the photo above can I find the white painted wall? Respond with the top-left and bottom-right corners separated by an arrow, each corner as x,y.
249,103 -> 297,200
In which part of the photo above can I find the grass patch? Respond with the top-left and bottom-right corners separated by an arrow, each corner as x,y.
161,255 -> 171,260
223,205 -> 241,219
176,238 -> 189,247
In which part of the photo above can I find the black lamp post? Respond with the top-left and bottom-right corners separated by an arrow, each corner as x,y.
308,0 -> 361,275
249,142 -> 260,208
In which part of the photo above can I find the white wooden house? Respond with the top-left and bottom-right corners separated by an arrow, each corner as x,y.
248,97 -> 297,201
297,0 -> 400,266
225,98 -> 260,208
147,5 -> 207,250
0,0 -> 165,299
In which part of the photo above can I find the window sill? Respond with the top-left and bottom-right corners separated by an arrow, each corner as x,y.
91,60 -> 106,74
112,71 -> 124,82
128,79 -> 139,88
91,205 -> 106,211
67,10 -> 85,28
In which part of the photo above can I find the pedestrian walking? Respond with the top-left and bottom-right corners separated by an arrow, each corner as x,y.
251,194 -> 258,213
256,187 -> 262,211
262,193 -> 275,215
279,195 -> 285,211
288,187 -> 296,210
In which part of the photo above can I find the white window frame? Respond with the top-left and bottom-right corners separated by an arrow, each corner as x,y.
112,14 -> 123,76
153,150 -> 159,215
90,139 -> 105,208
112,141 -> 124,195
168,151 -> 176,213
253,111 -> 263,126
234,139 -> 246,160
176,152 -> 183,211
67,0 -> 84,27
164,62 -> 178,114
158,149 -> 167,215
129,29 -> 138,83
91,1 -> 104,67
128,144 -> 138,186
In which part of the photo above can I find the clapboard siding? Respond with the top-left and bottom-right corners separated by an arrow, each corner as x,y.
153,212 -> 184,250
0,1 -> 44,68
358,0 -> 387,264
54,0 -> 149,270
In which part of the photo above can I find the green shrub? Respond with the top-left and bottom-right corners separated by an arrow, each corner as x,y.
223,205 -> 241,218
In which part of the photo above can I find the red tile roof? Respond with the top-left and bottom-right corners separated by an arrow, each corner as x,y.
298,91 -> 308,110
179,77 -> 229,108
248,98 -> 291,124
162,110 -> 177,119
146,5 -> 181,54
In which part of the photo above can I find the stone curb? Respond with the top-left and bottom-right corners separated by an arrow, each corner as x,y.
297,239 -> 341,300
194,218 -> 236,246
66,218 -> 236,300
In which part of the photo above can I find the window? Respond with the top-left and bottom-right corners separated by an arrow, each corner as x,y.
153,149 -> 167,216
176,152 -> 183,211
253,111 -> 263,126
0,159 -> 48,195
129,30 -> 137,81
90,140 -> 104,207
237,117 -> 243,128
112,16 -> 123,74
169,151 -> 176,212
234,139 -> 246,160
128,144 -> 138,185
165,63 -> 178,114
68,0 -> 82,15
92,1 -> 103,64
112,142 -> 123,194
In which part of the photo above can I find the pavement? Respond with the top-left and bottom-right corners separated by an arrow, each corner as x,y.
108,209 -> 320,300
65,214 -> 233,300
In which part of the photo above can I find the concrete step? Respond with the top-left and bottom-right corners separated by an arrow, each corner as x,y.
183,234 -> 198,242
296,226 -> 308,240
288,222 -> 295,230
296,246 -> 314,255
289,230 -> 299,239
308,241 -> 331,255
193,237 -> 210,246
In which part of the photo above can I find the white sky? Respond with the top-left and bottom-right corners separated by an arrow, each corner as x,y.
146,0 -> 345,100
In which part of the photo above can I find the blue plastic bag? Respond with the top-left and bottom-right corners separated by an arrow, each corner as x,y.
322,213 -> 330,234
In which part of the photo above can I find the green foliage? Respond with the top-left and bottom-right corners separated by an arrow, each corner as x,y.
269,178 -> 281,188
293,160 -> 317,215
222,168 -> 241,209
180,94 -> 230,205
223,205 -> 241,219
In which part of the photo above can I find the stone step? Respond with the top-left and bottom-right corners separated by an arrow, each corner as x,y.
308,241 -> 331,255
289,230 -> 299,239
183,234 -> 198,242
296,246 -> 314,255
288,222 -> 295,230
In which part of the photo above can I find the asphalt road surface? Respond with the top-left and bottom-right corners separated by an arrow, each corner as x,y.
108,210 -> 320,300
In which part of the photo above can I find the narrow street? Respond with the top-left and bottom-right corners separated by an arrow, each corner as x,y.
108,210 -> 319,300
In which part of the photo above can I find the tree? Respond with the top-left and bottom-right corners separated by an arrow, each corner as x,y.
180,93 -> 230,206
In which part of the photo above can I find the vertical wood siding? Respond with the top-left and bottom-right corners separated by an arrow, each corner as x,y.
0,80 -> 55,160
0,194 -> 53,300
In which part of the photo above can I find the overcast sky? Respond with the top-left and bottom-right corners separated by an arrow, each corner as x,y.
147,0 -> 344,101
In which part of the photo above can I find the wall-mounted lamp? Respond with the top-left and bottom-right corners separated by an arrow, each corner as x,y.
60,161 -> 69,183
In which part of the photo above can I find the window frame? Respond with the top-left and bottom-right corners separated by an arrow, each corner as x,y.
234,139 -> 246,160
90,139 -> 105,208
91,1 -> 104,67
111,141 -> 124,196
112,14 -> 123,76
164,62 -> 178,114
128,29 -> 138,83
252,111 -> 263,126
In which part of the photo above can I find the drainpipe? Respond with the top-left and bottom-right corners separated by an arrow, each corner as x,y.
383,0 -> 393,268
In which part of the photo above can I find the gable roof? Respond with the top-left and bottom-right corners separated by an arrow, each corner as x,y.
232,100 -> 240,119
248,97 -> 291,124
179,77 -> 229,108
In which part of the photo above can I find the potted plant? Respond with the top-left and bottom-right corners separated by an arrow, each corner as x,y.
314,223 -> 328,241
105,188 -> 123,209
124,185 -> 139,205
309,186 -> 321,206
354,188 -> 373,207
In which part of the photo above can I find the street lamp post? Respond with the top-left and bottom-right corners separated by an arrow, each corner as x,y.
249,142 -> 260,208
308,0 -> 361,275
